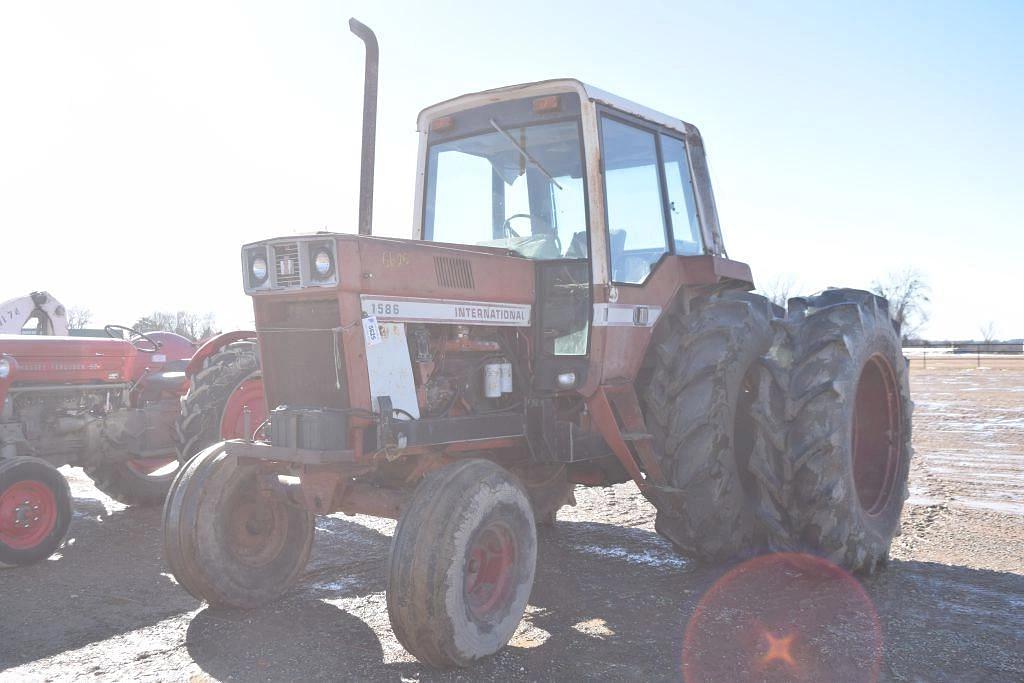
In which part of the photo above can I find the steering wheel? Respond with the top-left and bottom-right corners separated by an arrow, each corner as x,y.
500,214 -> 563,255
501,213 -> 531,239
104,325 -> 161,353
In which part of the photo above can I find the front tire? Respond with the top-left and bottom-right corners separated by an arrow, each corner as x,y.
0,457 -> 72,566
162,444 -> 314,607
387,459 -> 537,668
749,289 -> 912,573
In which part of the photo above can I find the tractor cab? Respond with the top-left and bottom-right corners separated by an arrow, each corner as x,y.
412,80 -> 751,394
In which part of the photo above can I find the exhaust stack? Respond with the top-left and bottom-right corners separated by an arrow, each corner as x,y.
349,18 -> 378,237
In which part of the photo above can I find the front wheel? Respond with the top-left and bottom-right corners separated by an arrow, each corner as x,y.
0,457 -> 72,566
387,459 -> 537,668
162,444 -> 314,607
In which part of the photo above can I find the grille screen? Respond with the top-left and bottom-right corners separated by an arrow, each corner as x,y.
274,243 -> 300,288
256,299 -> 348,410
434,256 -> 475,289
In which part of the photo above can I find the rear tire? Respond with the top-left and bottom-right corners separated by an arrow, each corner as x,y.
749,289 -> 912,573
0,457 -> 72,566
643,290 -> 781,562
387,459 -> 537,668
175,341 -> 261,463
162,444 -> 314,607
84,457 -> 178,507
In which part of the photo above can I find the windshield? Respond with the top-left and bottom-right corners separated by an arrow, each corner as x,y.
423,119 -> 587,259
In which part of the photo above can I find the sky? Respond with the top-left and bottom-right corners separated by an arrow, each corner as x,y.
1,1 -> 1021,339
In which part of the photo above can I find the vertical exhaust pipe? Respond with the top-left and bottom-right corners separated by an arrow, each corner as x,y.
349,18 -> 378,237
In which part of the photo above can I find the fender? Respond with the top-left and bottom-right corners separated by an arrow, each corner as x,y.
184,330 -> 257,377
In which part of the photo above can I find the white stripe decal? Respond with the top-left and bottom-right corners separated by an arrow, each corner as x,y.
361,296 -> 531,327
592,303 -> 662,327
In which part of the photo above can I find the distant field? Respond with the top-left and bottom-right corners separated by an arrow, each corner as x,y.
908,363 -> 1024,515
904,350 -> 1024,371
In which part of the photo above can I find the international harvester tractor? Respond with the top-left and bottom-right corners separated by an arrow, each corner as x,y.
163,20 -> 912,667
0,295 -> 264,565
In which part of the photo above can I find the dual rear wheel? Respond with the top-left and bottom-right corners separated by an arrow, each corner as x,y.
643,287 -> 911,573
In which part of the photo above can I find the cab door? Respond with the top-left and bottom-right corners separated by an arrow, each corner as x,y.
589,111 -> 706,385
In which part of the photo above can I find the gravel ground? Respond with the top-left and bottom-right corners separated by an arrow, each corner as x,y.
1,364 -> 1021,681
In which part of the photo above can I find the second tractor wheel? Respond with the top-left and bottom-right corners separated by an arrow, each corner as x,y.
175,341 -> 263,463
162,444 -> 314,608
749,289 -> 912,573
0,457 -> 72,566
643,290 -> 782,562
387,459 -> 537,668
84,457 -> 179,507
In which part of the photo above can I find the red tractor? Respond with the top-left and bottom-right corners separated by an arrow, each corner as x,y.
163,21 -> 912,668
0,323 -> 264,566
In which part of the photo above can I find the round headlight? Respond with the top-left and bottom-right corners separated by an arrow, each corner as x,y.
0,357 -> 11,380
314,249 -> 333,277
251,256 -> 268,282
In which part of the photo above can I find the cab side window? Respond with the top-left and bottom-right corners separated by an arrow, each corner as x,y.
661,136 -> 703,255
600,117 -> 669,283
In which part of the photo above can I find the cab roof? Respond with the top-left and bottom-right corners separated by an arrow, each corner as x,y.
417,79 -> 695,137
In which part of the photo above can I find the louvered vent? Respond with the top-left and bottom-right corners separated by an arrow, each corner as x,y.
434,256 -> 475,289
274,243 -> 300,287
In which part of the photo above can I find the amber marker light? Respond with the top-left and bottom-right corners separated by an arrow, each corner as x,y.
430,116 -> 454,132
532,95 -> 561,113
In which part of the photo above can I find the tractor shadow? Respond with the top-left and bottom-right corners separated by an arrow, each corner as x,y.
186,517 -> 1024,681
185,600 -> 388,681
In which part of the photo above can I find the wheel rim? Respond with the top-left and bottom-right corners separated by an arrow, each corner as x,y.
220,377 -> 266,440
852,354 -> 903,515
464,521 -> 517,622
226,496 -> 288,568
0,480 -> 58,550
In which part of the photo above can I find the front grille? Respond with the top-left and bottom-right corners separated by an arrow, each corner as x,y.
255,299 -> 348,410
434,256 -> 475,289
274,243 -> 300,287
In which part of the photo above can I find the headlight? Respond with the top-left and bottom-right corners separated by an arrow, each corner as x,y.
0,357 -> 11,380
313,249 -> 333,278
251,256 -> 268,282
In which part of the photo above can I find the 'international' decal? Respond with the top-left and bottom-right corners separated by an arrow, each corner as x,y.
361,296 -> 531,327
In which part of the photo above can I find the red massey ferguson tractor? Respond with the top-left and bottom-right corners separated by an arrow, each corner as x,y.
0,323 -> 263,566
163,20 -> 912,668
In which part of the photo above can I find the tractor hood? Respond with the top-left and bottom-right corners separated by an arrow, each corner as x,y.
242,234 -> 535,307
0,335 -> 136,385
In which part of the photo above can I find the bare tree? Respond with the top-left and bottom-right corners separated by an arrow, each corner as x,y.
134,311 -> 220,342
979,321 -> 997,343
871,269 -> 930,340
757,274 -> 800,309
65,306 -> 92,330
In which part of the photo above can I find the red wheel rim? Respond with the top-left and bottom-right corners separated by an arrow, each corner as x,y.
0,480 -> 58,550
464,521 -> 517,621
852,354 -> 903,515
220,377 -> 266,440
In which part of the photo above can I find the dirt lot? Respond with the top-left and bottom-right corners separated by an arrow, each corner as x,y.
2,363 -> 1022,681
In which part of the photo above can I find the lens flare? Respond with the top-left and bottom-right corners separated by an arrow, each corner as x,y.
682,553 -> 881,683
